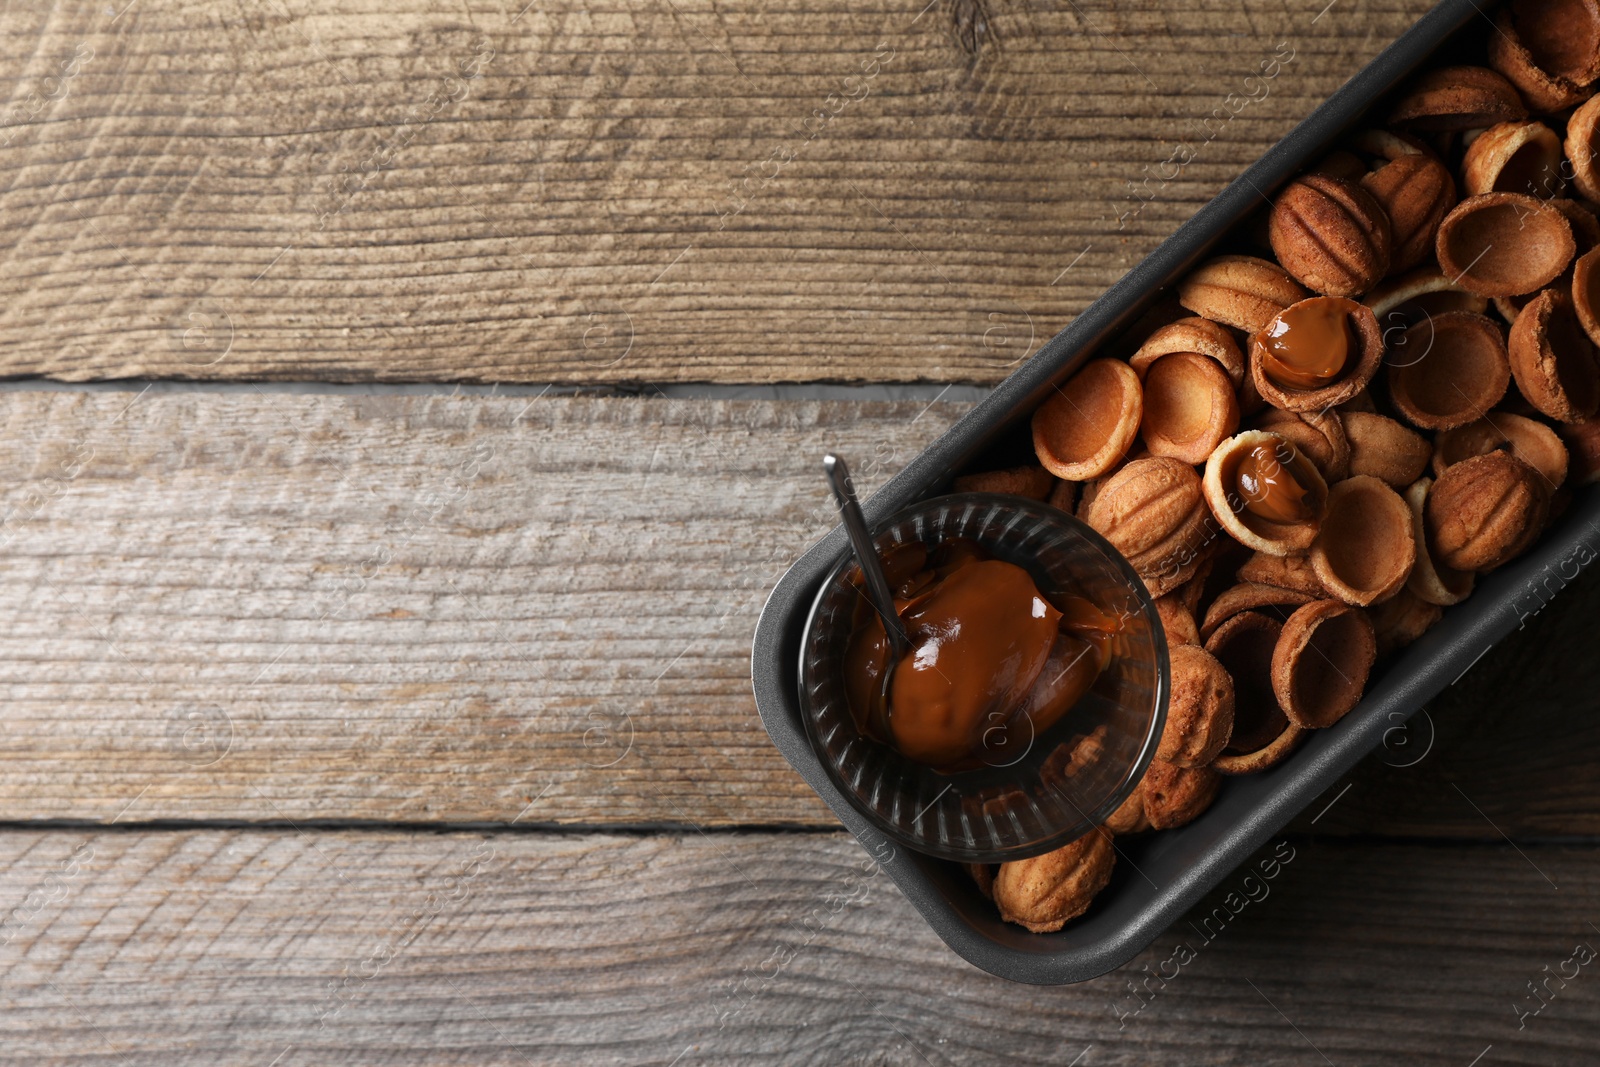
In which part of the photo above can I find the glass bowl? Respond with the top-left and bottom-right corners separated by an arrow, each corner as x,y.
797,492 -> 1169,863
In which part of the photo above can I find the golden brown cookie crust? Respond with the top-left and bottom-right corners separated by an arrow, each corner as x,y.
1141,760 -> 1223,831
993,831 -> 1117,933
1086,456 -> 1214,597
1271,599 -> 1378,729
1031,359 -> 1143,480
1425,451 -> 1550,570
1157,644 -> 1237,767
1310,475 -> 1417,606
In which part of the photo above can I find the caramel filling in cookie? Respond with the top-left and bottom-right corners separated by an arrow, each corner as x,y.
1256,296 -> 1354,391
1228,442 -> 1323,525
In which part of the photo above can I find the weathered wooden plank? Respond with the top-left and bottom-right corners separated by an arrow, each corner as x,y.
0,389 -> 1594,833
0,828 -> 1591,1065
0,0 -> 1434,383
0,390 -> 966,825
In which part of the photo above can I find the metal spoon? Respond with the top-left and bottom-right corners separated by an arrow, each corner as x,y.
823,453 -> 912,655
823,454 -> 910,737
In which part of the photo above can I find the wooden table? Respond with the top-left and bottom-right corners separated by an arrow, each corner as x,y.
0,0 -> 1596,1062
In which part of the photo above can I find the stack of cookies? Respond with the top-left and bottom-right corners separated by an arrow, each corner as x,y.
959,0 -> 1600,934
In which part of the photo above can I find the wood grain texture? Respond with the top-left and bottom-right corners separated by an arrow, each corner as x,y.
0,390 -> 967,825
0,389 -> 1593,832
0,0 -> 1435,383
0,828 -> 1591,1065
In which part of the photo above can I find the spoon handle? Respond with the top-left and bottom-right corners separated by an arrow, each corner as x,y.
823,453 -> 912,657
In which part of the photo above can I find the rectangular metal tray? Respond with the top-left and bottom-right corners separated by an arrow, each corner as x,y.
750,0 -> 1600,985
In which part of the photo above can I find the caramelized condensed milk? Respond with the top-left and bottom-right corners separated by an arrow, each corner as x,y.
1254,296 -> 1357,391
1228,442 -> 1323,524
841,540 -> 1117,770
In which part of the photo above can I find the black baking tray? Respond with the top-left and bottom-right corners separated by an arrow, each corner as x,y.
751,0 -> 1600,984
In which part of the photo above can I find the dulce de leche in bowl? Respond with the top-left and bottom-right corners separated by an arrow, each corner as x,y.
798,493 -> 1169,863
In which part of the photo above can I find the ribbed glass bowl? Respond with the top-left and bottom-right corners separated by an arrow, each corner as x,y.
798,493 -> 1169,863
